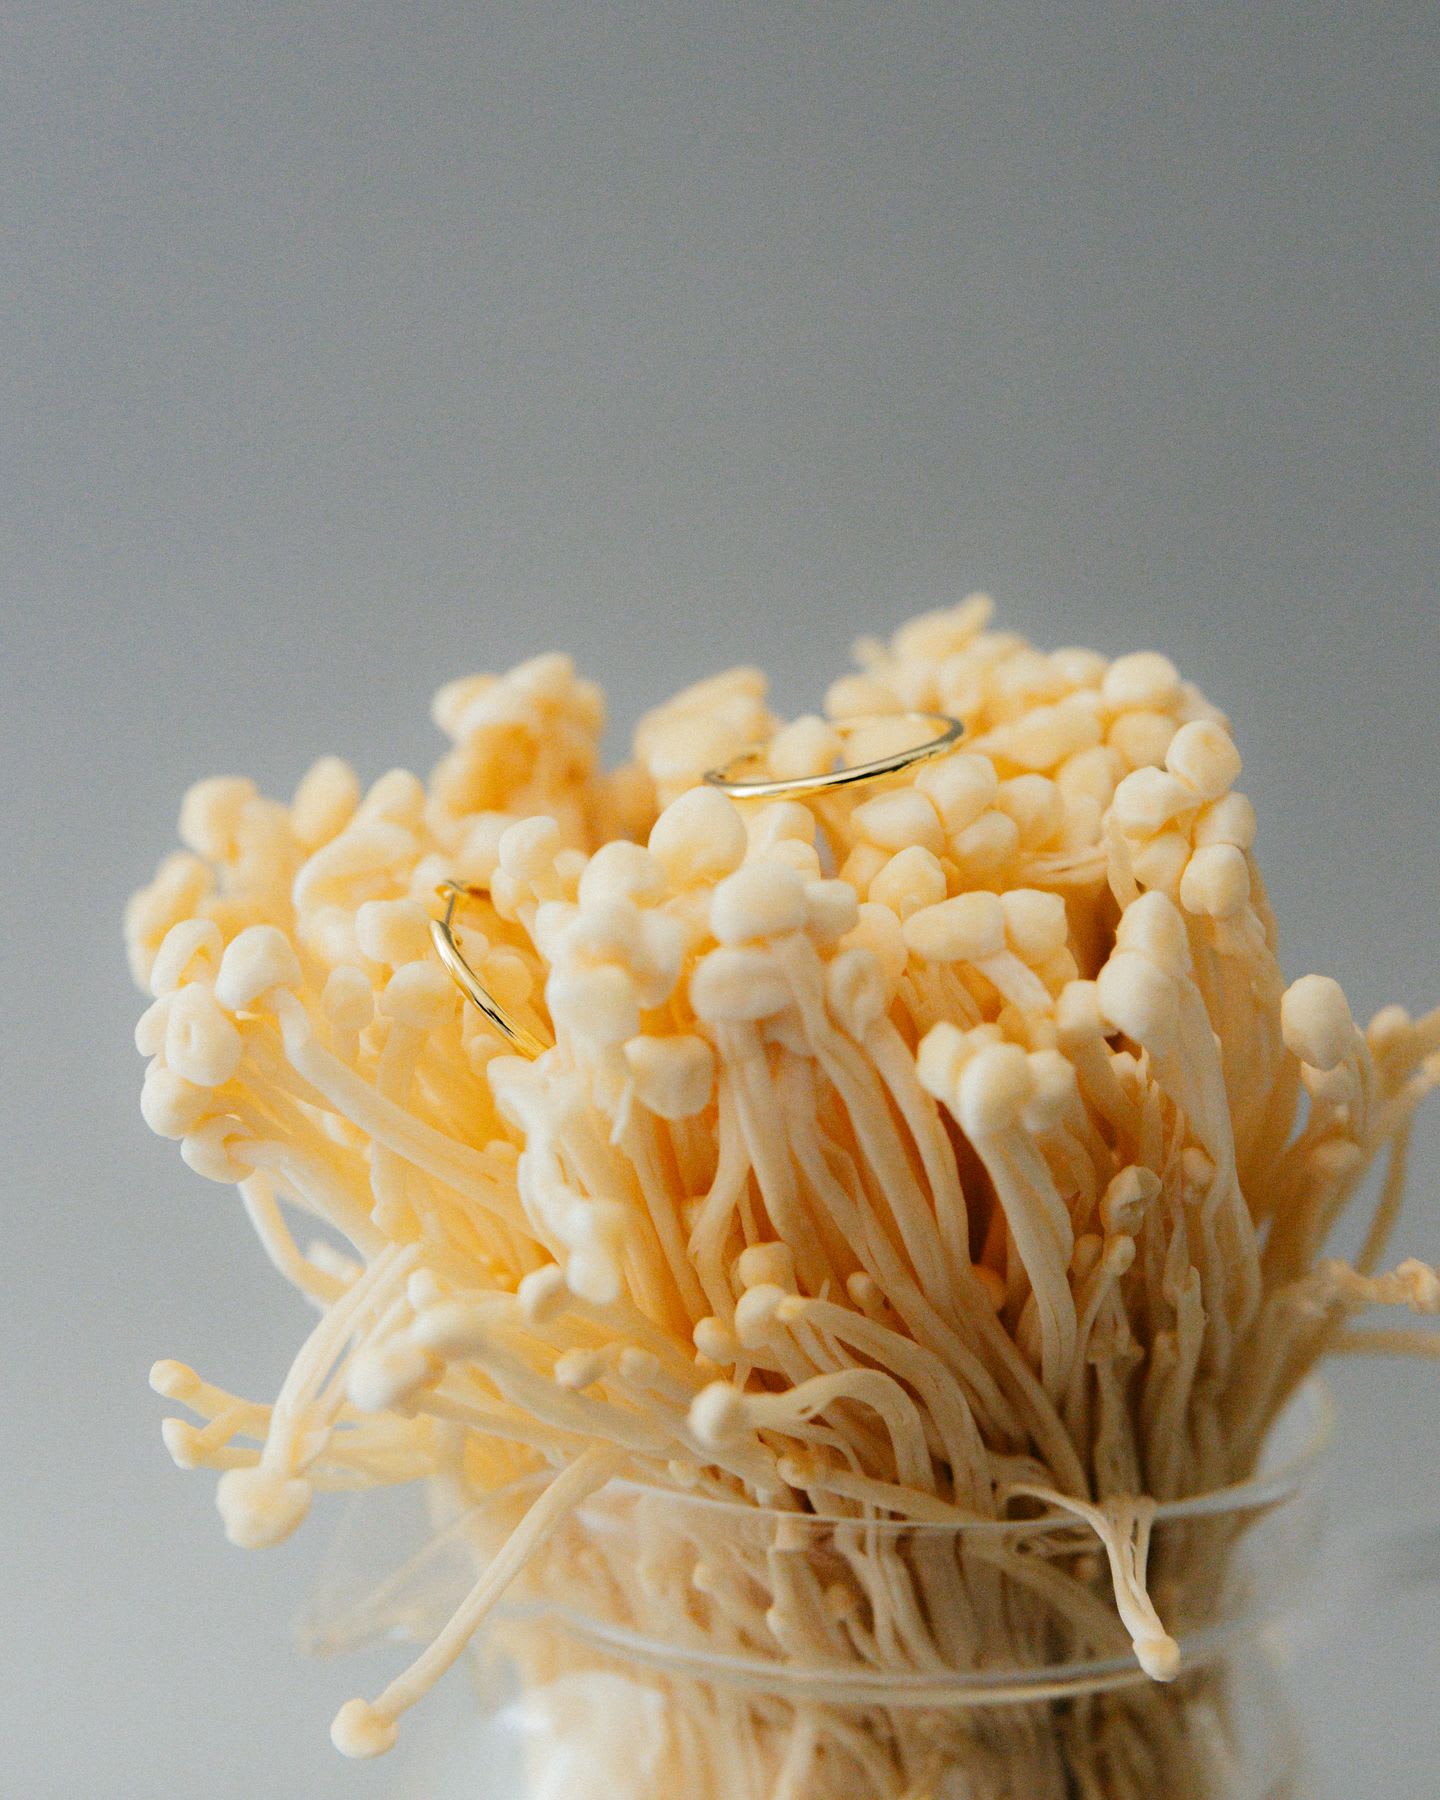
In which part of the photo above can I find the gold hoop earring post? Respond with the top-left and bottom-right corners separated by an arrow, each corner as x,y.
429,882 -> 551,1059
703,711 -> 963,801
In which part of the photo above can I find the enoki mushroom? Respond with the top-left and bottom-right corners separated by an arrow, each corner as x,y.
127,603 -> 1439,1794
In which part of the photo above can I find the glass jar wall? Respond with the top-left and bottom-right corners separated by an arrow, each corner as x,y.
304,1380 -> 1332,1799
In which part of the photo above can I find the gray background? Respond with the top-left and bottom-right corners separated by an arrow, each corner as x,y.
3,3 -> 1437,1795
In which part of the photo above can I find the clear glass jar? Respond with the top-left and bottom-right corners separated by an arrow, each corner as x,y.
304,1379 -> 1333,1799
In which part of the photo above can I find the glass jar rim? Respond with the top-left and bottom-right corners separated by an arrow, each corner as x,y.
591,1374 -> 1334,1541
299,1378 -> 1334,1703
502,1378 -> 1336,1704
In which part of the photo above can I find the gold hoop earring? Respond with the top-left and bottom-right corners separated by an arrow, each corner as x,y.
429,882 -> 551,1059
703,711 -> 962,801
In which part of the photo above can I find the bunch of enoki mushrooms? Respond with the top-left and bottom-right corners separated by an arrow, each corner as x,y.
129,598 -> 1439,1797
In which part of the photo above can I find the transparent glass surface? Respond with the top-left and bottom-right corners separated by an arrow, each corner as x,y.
303,1379 -> 1334,1798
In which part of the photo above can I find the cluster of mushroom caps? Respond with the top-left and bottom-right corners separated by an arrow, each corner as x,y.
128,596 -> 1440,1759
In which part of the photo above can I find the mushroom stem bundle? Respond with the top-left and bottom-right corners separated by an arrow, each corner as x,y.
128,601 -> 1438,1792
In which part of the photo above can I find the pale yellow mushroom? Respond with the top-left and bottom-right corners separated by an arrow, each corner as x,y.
124,615 -> 1438,1796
